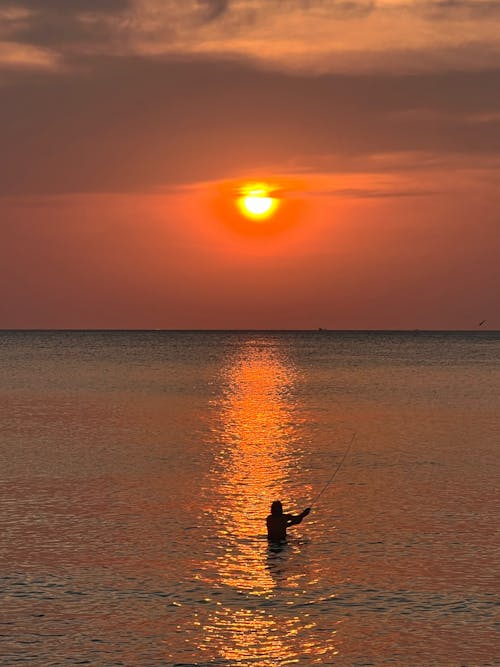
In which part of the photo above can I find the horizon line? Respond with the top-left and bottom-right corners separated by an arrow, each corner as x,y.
0,328 -> 497,334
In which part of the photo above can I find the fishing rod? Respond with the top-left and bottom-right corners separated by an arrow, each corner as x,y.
310,430 -> 356,508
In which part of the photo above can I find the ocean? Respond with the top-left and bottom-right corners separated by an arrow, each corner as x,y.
1,331 -> 498,666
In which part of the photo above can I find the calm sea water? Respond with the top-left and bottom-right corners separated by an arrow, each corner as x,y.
1,331 -> 499,666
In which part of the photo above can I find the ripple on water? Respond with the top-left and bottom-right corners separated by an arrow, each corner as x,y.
2,331 -> 499,666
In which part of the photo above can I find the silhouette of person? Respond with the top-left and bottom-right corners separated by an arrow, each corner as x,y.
266,500 -> 311,542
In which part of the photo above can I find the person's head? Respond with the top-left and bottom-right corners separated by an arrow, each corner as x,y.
271,500 -> 283,516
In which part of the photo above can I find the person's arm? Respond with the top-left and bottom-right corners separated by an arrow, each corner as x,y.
286,507 -> 311,527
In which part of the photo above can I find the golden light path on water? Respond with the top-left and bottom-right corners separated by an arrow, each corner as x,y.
195,339 -> 339,666
213,342 -> 296,593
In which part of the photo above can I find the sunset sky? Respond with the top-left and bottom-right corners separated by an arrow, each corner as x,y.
1,0 -> 499,329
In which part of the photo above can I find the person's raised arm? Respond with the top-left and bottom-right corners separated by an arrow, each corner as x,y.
286,507 -> 311,526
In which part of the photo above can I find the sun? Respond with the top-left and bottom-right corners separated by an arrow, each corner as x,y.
243,194 -> 274,216
237,183 -> 280,221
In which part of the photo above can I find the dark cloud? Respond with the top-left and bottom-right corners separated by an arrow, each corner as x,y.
198,0 -> 230,22
194,0 -> 377,19
12,20 -> 108,50
10,0 -> 130,11
422,0 -> 500,19
316,188 -> 436,199
0,0 -> 129,48
1,57 -> 500,196
279,0 -> 375,13
325,0 -> 375,17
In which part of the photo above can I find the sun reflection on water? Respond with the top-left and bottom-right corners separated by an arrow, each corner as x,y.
209,339 -> 302,593
194,339 -> 338,666
202,608 -> 297,666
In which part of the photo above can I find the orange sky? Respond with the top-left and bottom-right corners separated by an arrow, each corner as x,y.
1,0 -> 499,329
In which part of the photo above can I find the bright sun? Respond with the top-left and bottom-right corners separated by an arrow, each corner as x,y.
243,195 -> 274,216
237,184 -> 279,221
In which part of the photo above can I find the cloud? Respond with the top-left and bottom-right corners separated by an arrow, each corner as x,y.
422,1 -> 500,19
108,1 -> 500,75
199,0 -> 231,22
0,0 -> 130,51
0,5 -> 32,38
14,0 -> 130,12
1,57 -> 500,195
1,0 -> 500,75
0,40 -> 60,70
319,187 -> 435,198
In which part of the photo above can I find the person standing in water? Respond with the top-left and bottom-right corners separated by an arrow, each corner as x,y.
266,500 -> 311,541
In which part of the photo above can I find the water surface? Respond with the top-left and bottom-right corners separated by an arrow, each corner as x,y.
1,331 -> 498,666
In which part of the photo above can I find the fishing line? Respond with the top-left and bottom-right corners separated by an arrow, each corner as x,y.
310,430 -> 356,508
